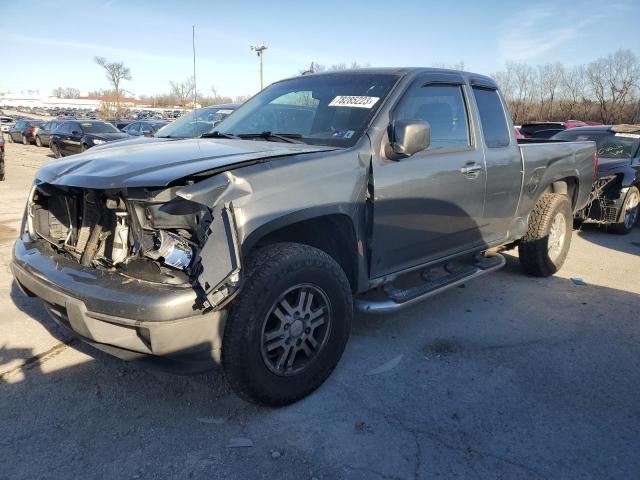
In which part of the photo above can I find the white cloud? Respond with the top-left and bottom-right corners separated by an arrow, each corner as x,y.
497,0 -> 635,63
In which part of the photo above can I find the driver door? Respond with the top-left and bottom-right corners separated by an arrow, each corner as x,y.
370,76 -> 488,277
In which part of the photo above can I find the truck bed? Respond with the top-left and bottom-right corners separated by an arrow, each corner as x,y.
516,140 -> 597,219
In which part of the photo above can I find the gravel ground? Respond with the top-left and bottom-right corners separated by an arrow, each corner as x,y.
1,141 -> 639,480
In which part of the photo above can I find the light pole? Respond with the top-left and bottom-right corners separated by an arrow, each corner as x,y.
250,43 -> 268,90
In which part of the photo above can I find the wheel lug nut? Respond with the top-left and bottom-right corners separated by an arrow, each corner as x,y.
305,328 -> 311,334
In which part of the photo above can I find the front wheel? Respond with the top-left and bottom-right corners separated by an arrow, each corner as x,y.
222,243 -> 352,406
519,193 -> 572,277
22,134 -> 29,145
51,142 -> 62,158
612,186 -> 639,235
35,136 -> 42,147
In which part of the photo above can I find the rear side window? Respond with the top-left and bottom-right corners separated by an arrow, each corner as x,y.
473,87 -> 510,148
394,84 -> 470,150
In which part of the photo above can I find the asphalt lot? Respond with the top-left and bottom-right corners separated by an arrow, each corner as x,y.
1,140 -> 639,480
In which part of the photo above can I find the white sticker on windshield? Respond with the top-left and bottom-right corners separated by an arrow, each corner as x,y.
615,133 -> 640,139
216,109 -> 233,114
328,96 -> 379,109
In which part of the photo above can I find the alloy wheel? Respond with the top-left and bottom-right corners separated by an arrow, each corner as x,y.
260,284 -> 332,376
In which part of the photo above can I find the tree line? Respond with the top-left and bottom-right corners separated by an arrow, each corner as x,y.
491,49 -> 640,125
48,49 -> 640,124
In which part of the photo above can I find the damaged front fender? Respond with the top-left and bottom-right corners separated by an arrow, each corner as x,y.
177,172 -> 251,308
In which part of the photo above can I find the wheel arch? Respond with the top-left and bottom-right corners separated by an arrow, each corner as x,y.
242,209 -> 362,292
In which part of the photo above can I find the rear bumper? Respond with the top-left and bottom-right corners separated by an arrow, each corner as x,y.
11,238 -> 226,372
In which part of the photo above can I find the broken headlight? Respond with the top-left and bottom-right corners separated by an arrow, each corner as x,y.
144,230 -> 194,270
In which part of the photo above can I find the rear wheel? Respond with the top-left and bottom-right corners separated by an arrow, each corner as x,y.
519,193 -> 572,277
35,136 -> 42,147
612,186 -> 639,235
22,134 -> 29,145
222,243 -> 352,406
7,134 -> 14,143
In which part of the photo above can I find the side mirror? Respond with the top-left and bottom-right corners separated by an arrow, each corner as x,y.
386,119 -> 430,159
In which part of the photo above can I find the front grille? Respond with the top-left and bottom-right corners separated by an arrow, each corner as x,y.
31,187 -> 122,265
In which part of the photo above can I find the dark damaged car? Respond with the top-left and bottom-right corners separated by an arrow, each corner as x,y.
50,120 -> 129,157
553,125 -> 640,233
12,69 -> 596,405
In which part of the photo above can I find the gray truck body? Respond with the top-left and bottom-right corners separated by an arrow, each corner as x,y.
11,68 -> 596,369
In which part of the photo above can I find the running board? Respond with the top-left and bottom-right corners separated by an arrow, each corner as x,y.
355,253 -> 506,314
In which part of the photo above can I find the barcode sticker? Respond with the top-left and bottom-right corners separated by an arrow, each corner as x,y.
328,96 -> 379,109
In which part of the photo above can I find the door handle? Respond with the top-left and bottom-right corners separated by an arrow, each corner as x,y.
460,164 -> 482,175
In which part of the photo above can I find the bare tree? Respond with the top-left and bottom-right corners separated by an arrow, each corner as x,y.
51,87 -> 65,98
537,63 -> 564,119
170,77 -> 196,110
94,56 -> 132,116
585,49 -> 640,123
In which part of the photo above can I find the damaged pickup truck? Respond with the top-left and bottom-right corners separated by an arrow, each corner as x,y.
12,68 -> 596,405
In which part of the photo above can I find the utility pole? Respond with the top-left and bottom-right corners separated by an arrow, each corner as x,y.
250,42 -> 268,90
192,25 -> 197,110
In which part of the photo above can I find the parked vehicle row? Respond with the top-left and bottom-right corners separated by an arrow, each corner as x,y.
0,134 -> 4,181
11,68 -> 599,406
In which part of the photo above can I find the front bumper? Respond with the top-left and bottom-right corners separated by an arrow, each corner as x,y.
11,238 -> 226,373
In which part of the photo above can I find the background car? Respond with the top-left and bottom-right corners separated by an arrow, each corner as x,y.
91,104 -> 240,151
153,104 -> 239,139
6,119 -> 45,145
519,121 -> 588,139
50,120 -> 129,157
34,120 -> 64,147
122,120 -> 168,137
108,119 -> 133,131
1,116 -> 16,134
552,124 -> 640,233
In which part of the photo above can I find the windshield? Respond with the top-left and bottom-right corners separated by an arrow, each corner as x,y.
215,73 -> 400,147
155,107 -> 236,138
80,122 -> 120,134
553,130 -> 639,158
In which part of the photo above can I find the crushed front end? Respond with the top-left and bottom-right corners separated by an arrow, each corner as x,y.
11,181 -> 242,371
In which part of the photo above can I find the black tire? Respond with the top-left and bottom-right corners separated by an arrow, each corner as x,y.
81,143 -> 88,152
0,159 -> 4,181
35,136 -> 42,147
51,142 -> 62,158
222,242 -> 352,406
22,134 -> 29,145
519,193 -> 572,277
612,186 -> 639,235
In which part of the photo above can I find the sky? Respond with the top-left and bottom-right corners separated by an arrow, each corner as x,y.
1,0 -> 638,99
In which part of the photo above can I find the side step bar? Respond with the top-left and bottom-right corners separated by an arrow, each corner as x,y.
355,253 -> 506,314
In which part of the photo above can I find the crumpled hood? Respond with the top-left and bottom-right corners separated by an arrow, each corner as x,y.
36,138 -> 336,189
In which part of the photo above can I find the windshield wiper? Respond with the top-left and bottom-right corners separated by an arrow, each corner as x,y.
200,131 -> 239,139
237,131 -> 305,144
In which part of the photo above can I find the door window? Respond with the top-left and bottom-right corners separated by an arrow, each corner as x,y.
394,84 -> 470,150
472,87 -> 510,148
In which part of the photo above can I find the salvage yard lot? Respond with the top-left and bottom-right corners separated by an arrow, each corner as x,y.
1,142 -> 639,479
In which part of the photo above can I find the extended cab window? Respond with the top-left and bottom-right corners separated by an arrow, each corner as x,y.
394,84 -> 470,150
472,87 -> 510,148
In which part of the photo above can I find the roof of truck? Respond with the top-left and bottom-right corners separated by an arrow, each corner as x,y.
292,67 -> 496,84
